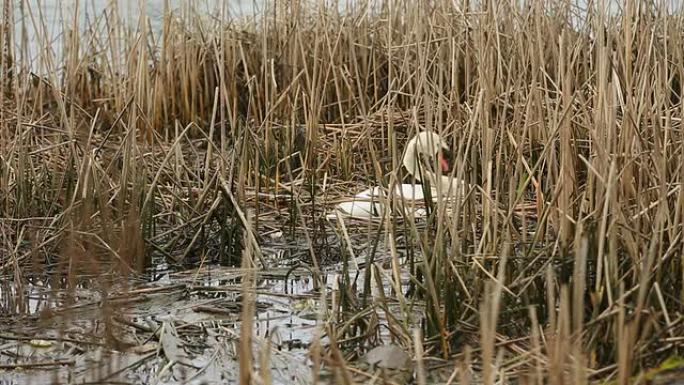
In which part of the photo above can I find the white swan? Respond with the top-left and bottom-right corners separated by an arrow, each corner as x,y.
333,131 -> 466,219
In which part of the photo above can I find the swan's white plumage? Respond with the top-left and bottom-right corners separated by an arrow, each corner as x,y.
335,184 -> 435,218
332,131 -> 466,219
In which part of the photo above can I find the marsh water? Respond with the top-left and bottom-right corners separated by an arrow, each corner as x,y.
0,262 -> 322,384
0,220 -> 423,384
2,236 -> 310,384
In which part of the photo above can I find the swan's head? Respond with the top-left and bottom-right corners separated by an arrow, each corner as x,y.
402,131 -> 451,180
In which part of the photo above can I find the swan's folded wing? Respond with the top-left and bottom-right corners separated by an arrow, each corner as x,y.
335,200 -> 381,218
330,183 -> 444,221
393,183 -> 438,201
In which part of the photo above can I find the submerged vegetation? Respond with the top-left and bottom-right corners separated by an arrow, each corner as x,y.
1,0 -> 684,383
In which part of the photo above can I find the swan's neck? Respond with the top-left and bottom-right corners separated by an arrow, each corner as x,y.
403,136 -> 440,183
402,136 -> 426,182
403,138 -> 464,195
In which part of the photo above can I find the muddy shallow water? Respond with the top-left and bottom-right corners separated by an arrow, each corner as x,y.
0,263 -> 321,384
0,223 -> 425,385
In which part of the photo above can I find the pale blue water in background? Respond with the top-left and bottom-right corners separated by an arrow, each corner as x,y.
12,0 -> 259,68
10,0 -> 684,70
16,0 -> 257,29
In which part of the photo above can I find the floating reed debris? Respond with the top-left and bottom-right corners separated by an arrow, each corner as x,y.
1,0 -> 684,383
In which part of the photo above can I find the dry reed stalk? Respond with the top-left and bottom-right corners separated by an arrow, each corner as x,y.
239,209 -> 256,385
414,327 -> 426,385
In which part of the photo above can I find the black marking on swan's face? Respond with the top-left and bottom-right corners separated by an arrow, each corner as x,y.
438,147 -> 453,174
419,146 -> 452,176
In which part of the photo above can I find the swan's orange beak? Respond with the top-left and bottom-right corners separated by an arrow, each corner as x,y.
439,153 -> 450,173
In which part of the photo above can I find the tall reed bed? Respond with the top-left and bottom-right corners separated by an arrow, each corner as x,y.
1,0 -> 683,382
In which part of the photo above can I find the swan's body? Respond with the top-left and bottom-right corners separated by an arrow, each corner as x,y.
335,184 -> 436,218
333,131 -> 466,219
